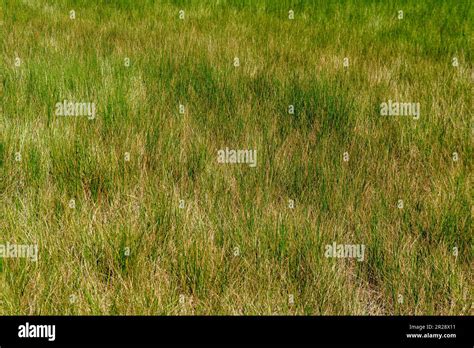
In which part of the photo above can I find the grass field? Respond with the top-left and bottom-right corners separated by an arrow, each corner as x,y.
1,0 -> 472,315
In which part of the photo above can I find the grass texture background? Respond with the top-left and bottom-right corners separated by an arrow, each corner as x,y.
1,0 -> 472,314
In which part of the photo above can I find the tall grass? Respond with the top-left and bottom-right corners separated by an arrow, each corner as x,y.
0,0 -> 472,314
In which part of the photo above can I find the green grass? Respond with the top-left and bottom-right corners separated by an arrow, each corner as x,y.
0,0 -> 472,315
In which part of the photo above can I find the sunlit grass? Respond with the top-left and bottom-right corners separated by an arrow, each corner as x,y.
0,0 -> 472,315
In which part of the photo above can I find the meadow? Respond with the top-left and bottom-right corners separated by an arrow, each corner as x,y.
0,0 -> 472,315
